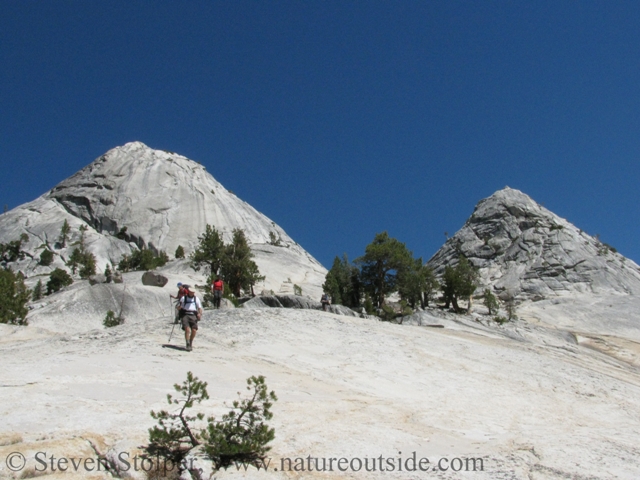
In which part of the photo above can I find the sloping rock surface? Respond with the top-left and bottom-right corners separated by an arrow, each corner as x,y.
0,142 -> 326,297
427,187 -> 640,301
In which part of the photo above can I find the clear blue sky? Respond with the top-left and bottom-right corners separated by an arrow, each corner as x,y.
2,1 -> 639,268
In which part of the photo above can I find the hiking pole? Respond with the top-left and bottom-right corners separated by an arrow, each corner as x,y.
168,296 -> 177,343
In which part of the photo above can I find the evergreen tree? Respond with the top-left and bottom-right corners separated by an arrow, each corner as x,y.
78,250 -> 96,278
0,233 -> 29,263
0,268 -> 30,324
398,259 -> 439,309
442,256 -> 479,313
322,254 -> 361,308
47,268 -> 73,294
175,245 -> 185,259
222,229 -> 264,297
32,279 -> 44,301
190,225 -> 225,278
39,249 -> 54,266
356,232 -> 413,308
66,248 -> 83,274
59,220 -> 71,248
483,288 -> 499,315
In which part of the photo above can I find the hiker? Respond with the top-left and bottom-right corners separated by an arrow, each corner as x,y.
176,287 -> 202,351
321,293 -> 331,312
170,282 -> 188,324
211,276 -> 224,309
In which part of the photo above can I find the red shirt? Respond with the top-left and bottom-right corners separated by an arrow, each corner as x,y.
213,280 -> 223,291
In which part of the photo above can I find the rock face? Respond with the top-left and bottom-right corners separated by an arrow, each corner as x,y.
0,142 -> 326,297
427,187 -> 640,301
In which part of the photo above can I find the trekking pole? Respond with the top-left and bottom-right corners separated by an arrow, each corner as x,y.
168,295 -> 177,343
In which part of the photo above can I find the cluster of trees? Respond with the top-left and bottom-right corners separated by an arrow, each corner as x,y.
118,248 -> 168,272
324,231 -> 480,315
190,225 -> 264,298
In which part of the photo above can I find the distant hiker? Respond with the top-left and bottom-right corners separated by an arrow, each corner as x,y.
321,293 -> 331,312
211,276 -> 224,309
176,287 -> 202,352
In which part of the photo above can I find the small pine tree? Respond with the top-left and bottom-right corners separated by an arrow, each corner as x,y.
103,310 -> 124,327
39,249 -> 54,266
483,288 -> 499,315
59,220 -> 71,248
47,268 -> 73,294
104,264 -> 113,283
32,280 -> 43,301
175,245 -> 185,259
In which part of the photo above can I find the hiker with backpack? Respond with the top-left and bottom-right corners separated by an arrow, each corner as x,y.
211,276 -> 224,309
321,293 -> 331,312
176,287 -> 202,351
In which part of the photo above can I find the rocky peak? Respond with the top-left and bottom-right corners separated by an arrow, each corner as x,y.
427,187 -> 640,301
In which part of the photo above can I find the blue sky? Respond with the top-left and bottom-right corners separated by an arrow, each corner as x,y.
2,1 -> 639,267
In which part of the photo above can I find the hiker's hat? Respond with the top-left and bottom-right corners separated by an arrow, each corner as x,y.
177,282 -> 183,287
187,287 -> 196,294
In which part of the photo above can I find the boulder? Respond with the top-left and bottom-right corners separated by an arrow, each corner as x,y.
88,274 -> 107,285
141,271 -> 168,287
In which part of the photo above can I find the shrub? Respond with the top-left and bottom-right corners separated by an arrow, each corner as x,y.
175,245 -> 185,259
0,268 -> 30,324
493,315 -> 508,325
293,284 -> 302,296
103,310 -> 124,328
39,249 -> 54,266
47,268 -> 73,294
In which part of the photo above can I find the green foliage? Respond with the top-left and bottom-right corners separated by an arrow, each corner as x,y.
505,299 -> 518,321
549,224 -> 564,231
442,256 -> 479,313
268,231 -> 282,246
118,248 -> 168,272
116,226 -> 128,240
202,375 -> 278,471
39,249 -> 54,266
47,268 -> 73,294
147,371 -> 209,464
59,220 -> 71,247
493,315 -> 508,325
293,284 -> 302,296
397,259 -> 439,309
322,254 -> 361,308
104,264 -> 113,283
175,245 -> 185,259
66,247 -> 96,278
146,372 -> 277,474
103,310 -> 124,328
222,229 -> 264,297
0,268 -> 30,324
356,232 -> 413,308
0,233 -> 29,262
32,279 -> 44,301
190,225 -> 225,277
483,288 -> 499,315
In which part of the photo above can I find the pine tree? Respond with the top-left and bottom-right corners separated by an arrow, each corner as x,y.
32,280 -> 44,301
356,232 -> 413,308
59,220 -> 71,248
322,254 -> 361,308
175,245 -> 185,259
442,256 -> 479,313
190,225 -> 225,278
47,268 -> 73,294
398,259 -> 439,309
0,268 -> 30,324
483,288 -> 499,315
39,249 -> 54,266
222,229 -> 264,297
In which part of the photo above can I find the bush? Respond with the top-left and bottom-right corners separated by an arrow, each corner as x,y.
175,245 -> 185,259
103,310 -> 124,328
293,284 -> 302,296
0,268 -> 30,324
118,248 -> 169,272
493,315 -> 508,325
39,249 -> 54,266
47,268 -> 73,294
145,372 -> 277,475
